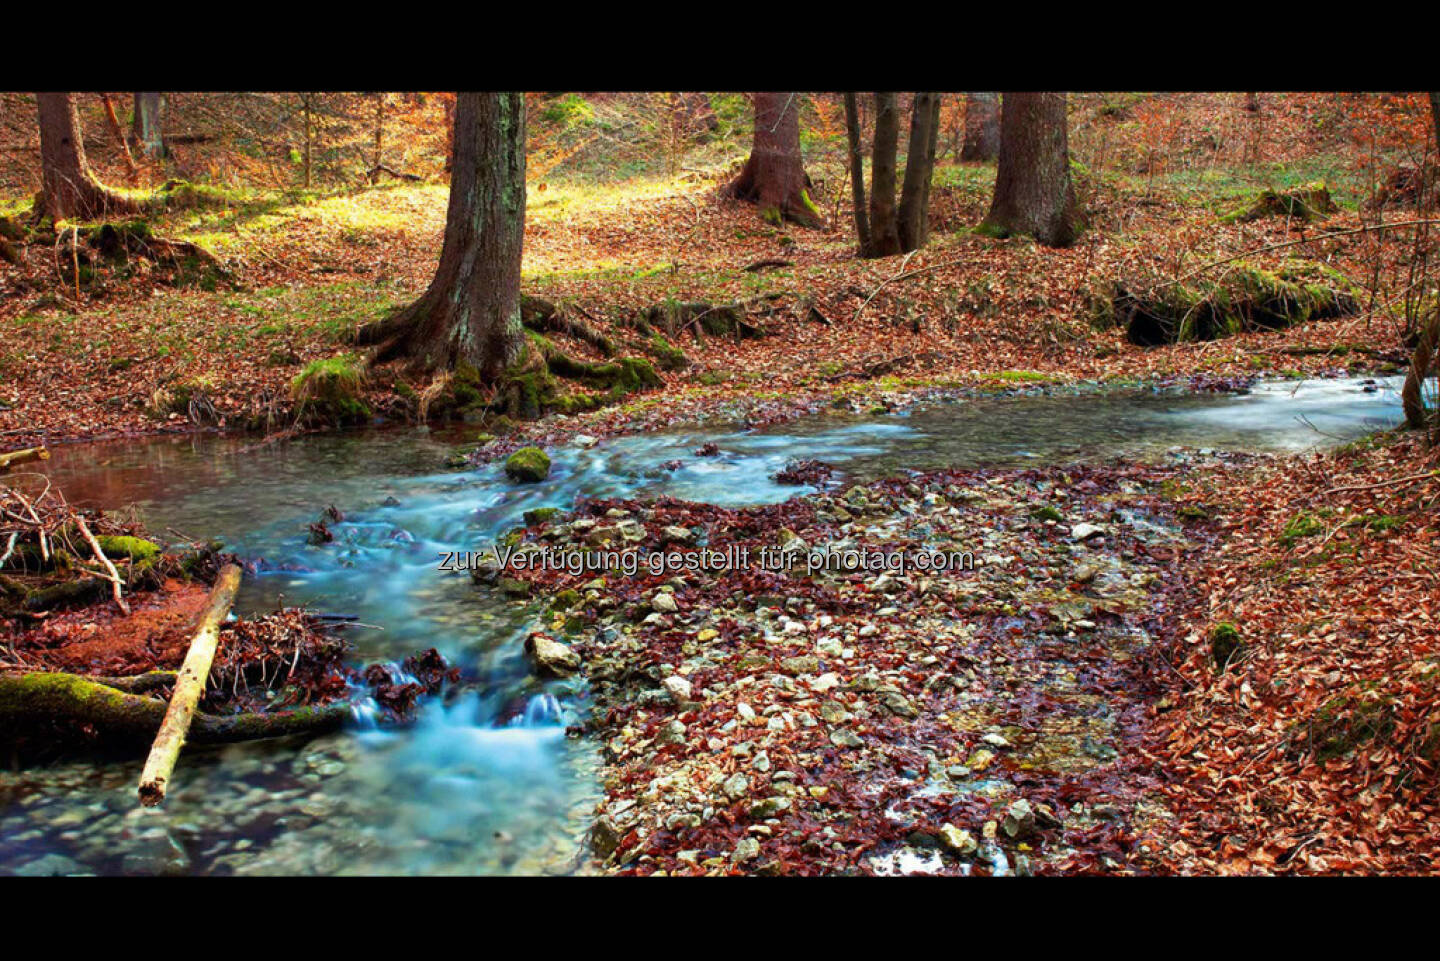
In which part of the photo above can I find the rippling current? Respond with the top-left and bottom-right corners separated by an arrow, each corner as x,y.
0,376 -> 1406,875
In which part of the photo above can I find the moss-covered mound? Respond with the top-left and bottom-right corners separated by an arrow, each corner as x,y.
504,447 -> 551,483
1231,182 -> 1337,223
291,354 -> 371,425
1102,260 -> 1361,347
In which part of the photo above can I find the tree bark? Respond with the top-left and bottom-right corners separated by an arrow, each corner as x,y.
1402,309 -> 1437,430
898,93 -> 941,251
132,92 -> 165,159
1431,92 -> 1440,156
960,92 -> 1000,162
357,92 -> 526,377
843,93 -> 871,257
867,93 -> 902,257
980,91 -> 1080,248
35,92 -> 137,222
725,92 -> 823,229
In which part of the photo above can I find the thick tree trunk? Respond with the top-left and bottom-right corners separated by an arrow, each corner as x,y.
980,91 -> 1080,248
35,92 -> 137,222
898,93 -> 941,251
725,92 -> 823,229
132,92 -> 165,159
843,93 -> 871,256
867,93 -> 902,257
960,92 -> 1000,162
358,92 -> 527,377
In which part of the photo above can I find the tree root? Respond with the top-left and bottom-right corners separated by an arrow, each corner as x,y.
0,671 -> 351,746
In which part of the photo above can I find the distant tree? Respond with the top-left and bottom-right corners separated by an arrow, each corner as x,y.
843,93 -> 871,255
960,92 -> 1000,162
979,91 -> 1080,247
357,92 -> 525,375
132,92 -> 165,158
898,92 -> 941,250
846,92 -> 941,258
35,92 -> 137,221
1431,92 -> 1440,154
724,92 -> 823,229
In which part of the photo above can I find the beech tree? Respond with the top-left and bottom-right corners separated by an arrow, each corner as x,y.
846,92 -> 941,258
960,92 -> 1000,162
35,92 -> 137,222
358,92 -> 525,376
724,92 -> 822,229
132,93 -> 165,159
979,91 -> 1080,247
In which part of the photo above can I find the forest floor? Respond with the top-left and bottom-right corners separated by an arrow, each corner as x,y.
0,140 -> 1416,449
3,94 -> 1439,874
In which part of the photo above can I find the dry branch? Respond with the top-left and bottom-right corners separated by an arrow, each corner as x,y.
137,563 -> 242,806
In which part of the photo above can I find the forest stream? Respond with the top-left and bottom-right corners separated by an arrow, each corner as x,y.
0,376 -> 1406,876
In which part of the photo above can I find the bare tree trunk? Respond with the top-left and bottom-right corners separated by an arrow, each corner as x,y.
35,92 -> 137,222
725,92 -> 823,229
960,92 -> 1000,162
980,91 -> 1080,248
372,91 -> 385,179
867,92 -> 902,257
357,92 -> 526,377
132,92 -> 165,159
100,94 -> 139,185
898,93 -> 941,251
301,94 -> 313,188
1403,308 -> 1437,430
843,92 -> 872,256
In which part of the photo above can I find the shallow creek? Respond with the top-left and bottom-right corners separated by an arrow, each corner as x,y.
0,376 -> 1405,875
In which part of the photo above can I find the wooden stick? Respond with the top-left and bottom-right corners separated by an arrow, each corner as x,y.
73,514 -> 130,615
0,447 -> 49,472
138,563 -> 242,806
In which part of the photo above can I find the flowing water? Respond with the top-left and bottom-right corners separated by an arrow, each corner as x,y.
0,376 -> 1407,875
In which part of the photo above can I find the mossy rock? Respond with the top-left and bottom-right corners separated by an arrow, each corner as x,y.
1117,260 -> 1359,347
1232,182 -> 1337,224
504,447 -> 551,483
523,506 -> 561,525
291,354 -> 371,426
549,588 -> 581,612
1209,622 -> 1244,670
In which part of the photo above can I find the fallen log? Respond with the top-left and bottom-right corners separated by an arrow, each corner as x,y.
138,563 -> 241,806
0,447 -> 49,472
0,671 -> 350,743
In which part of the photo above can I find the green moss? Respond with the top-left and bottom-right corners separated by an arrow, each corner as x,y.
549,588 -> 581,612
1209,622 -> 1244,670
504,447 -> 551,483
1030,505 -> 1064,522
1280,511 -> 1325,546
1230,182 -> 1337,224
523,507 -> 561,525
94,535 -> 161,562
290,354 -> 371,425
1292,692 -> 1397,762
1119,260 -> 1359,347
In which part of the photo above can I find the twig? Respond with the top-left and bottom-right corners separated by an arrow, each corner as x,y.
1321,470 -> 1440,498
74,513 -> 130,615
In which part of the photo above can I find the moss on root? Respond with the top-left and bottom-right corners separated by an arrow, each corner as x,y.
1116,260 -> 1361,347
